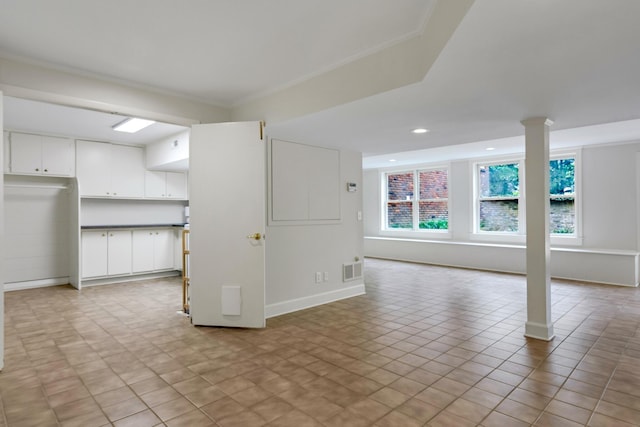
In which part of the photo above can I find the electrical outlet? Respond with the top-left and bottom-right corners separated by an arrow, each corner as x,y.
323,272 -> 329,282
315,272 -> 322,283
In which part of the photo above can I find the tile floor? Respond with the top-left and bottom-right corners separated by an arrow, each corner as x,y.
1,258 -> 640,426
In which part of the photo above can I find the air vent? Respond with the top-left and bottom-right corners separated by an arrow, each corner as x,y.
343,262 -> 363,282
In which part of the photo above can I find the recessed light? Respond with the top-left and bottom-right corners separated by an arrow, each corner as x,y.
113,117 -> 156,133
412,128 -> 429,134
486,147 -> 496,151
389,159 -> 397,162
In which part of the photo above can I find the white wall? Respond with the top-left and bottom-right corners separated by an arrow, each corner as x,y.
364,141 -> 640,286
81,199 -> 187,226
266,149 -> 364,316
581,143 -> 638,250
146,130 -> 190,171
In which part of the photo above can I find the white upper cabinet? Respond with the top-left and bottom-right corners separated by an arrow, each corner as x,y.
145,171 -> 187,199
9,132 -> 75,176
77,140 -> 110,196
76,140 -> 145,198
111,144 -> 145,198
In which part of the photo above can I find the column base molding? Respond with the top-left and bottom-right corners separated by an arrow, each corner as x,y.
524,321 -> 555,341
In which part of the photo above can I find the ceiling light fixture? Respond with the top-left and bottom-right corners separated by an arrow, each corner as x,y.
389,159 -> 397,162
412,128 -> 429,134
112,117 -> 156,133
486,147 -> 496,151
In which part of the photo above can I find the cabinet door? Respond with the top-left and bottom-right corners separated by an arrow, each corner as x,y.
42,136 -> 75,176
132,229 -> 155,272
153,229 -> 174,270
10,133 -> 41,174
81,231 -> 108,278
3,132 -> 10,171
107,230 -> 132,275
166,172 -> 187,199
77,140 -> 111,196
111,145 -> 145,198
144,171 -> 166,198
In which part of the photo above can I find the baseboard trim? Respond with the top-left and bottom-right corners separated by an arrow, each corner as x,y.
5,277 -> 71,292
265,282 -> 366,319
81,271 -> 180,287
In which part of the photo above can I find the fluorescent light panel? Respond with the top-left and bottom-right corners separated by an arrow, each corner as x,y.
113,117 -> 155,133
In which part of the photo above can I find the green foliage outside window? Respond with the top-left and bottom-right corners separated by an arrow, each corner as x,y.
550,158 -> 575,195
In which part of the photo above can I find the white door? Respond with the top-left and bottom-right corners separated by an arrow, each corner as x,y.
81,231 -> 108,278
111,145 -> 145,198
42,136 -> 74,176
189,121 -> 266,328
10,133 -> 41,174
107,230 -> 132,275
166,172 -> 187,199
76,140 -> 111,196
153,229 -> 174,270
144,171 -> 166,198
132,229 -> 155,272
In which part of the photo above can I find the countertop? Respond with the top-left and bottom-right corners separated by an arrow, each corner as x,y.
81,224 -> 188,230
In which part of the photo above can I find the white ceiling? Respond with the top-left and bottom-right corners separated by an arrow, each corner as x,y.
2,0 -> 640,167
0,0 -> 434,105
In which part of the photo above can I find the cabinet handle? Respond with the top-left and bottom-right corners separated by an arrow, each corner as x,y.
44,169 -> 48,172
102,233 -> 106,237
35,168 -> 39,171
110,233 -> 114,237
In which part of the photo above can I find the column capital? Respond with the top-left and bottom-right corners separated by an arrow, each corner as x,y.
521,117 -> 554,127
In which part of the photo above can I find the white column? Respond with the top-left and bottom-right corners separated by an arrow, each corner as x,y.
522,117 -> 555,341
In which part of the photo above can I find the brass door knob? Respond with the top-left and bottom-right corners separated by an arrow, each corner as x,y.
247,232 -> 263,241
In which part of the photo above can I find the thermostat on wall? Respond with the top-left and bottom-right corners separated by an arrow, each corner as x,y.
347,182 -> 358,192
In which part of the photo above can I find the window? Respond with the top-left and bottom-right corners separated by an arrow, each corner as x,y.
550,156 -> 576,235
385,168 -> 448,231
477,161 -> 521,232
475,155 -> 578,236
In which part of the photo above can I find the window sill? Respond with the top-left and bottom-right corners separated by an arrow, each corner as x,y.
379,229 -> 452,240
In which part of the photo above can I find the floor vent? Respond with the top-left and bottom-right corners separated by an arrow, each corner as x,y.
343,262 -> 363,282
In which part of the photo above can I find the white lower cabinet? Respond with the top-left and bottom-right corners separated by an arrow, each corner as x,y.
132,229 -> 174,273
81,230 -> 132,278
82,228 -> 175,280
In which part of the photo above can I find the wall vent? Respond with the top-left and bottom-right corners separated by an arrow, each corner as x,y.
343,262 -> 363,282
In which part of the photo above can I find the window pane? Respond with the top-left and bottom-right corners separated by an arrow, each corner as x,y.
479,200 -> 518,232
387,173 -> 414,201
419,170 -> 448,199
551,198 -> 575,233
479,163 -> 519,197
550,158 -> 575,195
419,201 -> 448,229
387,202 -> 413,228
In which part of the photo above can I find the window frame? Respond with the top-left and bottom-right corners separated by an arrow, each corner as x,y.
474,158 -> 524,236
549,150 -> 581,245
470,150 -> 582,245
380,165 -> 451,238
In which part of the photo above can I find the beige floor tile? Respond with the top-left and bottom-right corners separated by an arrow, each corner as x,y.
4,259 -> 640,426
